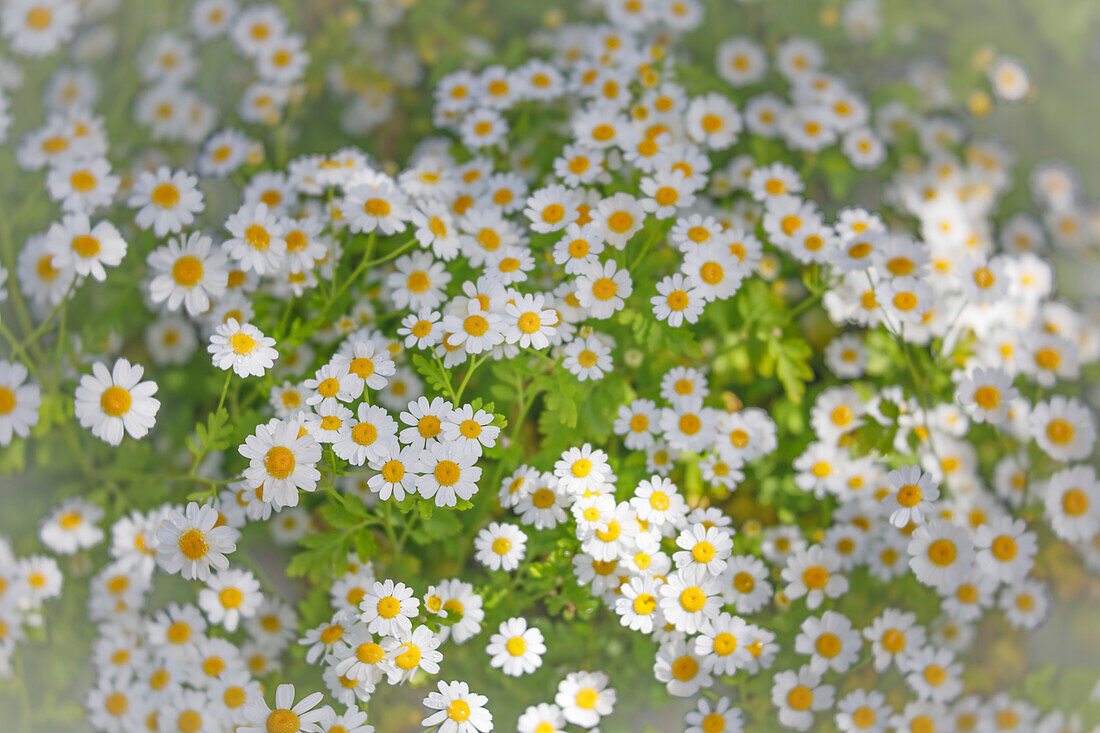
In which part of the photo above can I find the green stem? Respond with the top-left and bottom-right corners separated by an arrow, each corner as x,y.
453,353 -> 489,403
188,371 -> 233,476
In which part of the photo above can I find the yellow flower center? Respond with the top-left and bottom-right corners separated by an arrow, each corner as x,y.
434,460 -> 460,486
219,587 -> 244,608
265,709 -> 300,733
786,685 -> 813,711
177,529 -> 209,560
264,446 -> 296,479
376,596 -> 401,619
679,586 -> 706,612
151,183 -> 180,207
928,539 -> 957,566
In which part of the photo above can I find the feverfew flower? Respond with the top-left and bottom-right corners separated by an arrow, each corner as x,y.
45,213 -> 126,281
198,568 -> 262,632
209,318 -> 278,377
882,466 -> 940,528
155,502 -> 239,581
240,683 -> 330,733
770,665 -> 834,731
129,166 -> 205,237
555,670 -> 616,729
781,546 -> 849,610
486,616 -> 545,676
38,498 -> 104,555
0,360 -> 41,446
360,579 -> 420,637
421,680 -> 493,733
74,359 -> 160,446
240,418 -> 323,508
147,231 -> 228,315
474,522 -> 527,571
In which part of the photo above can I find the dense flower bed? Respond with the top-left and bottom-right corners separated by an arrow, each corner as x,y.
0,0 -> 1099,731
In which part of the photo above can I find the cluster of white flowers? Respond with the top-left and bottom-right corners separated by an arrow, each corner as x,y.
0,0 -> 1099,731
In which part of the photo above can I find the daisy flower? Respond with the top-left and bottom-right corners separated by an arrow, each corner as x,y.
442,300 -> 505,355
360,443 -> 417,501
304,360 -> 364,409
654,638 -> 713,698
416,442 -> 482,508
502,293 -> 559,349
770,665 -> 834,731
1043,465 -> 1099,543
1029,396 -> 1095,462
614,576 -> 665,633
486,616 -> 545,677
38,498 -> 103,555
441,404 -> 500,454
721,554 -> 773,613
360,579 -> 420,637
0,360 -> 41,446
794,610 -> 862,674
517,704 -> 566,733
630,475 -> 689,529
781,545 -> 849,610
900,646 -> 963,703
955,367 -> 1018,424
388,252 -> 451,311
554,444 -> 613,496
128,166 -> 205,237
399,395 -> 453,449
652,274 -> 705,326
421,680 -> 493,733
344,172 -> 410,235
524,184 -> 580,234
223,202 -> 287,275
682,242 -> 743,301
834,689 -> 892,733
554,670 -> 616,729
999,578 -> 1050,630
660,566 -> 722,634
686,93 -> 742,149
694,612 -> 754,675
474,522 -> 527,571
45,213 -> 126,282
239,417 -> 323,508
674,523 -> 734,576
2,0 -> 79,57
46,157 -> 119,213
907,520 -> 975,592
240,683 -> 331,733
973,516 -> 1036,584
384,624 -> 444,684
574,259 -> 632,319
147,232 -> 228,316
329,628 -> 390,692
613,399 -> 660,451
552,223 -> 605,275
399,308 -> 444,349
73,359 -> 160,446
333,403 -> 398,466
208,318 -> 278,377
337,339 -> 396,391
198,568 -> 262,632
299,609 -> 356,665
562,334 -> 612,381
155,502 -> 239,581
882,465 -> 940,528
685,696 -> 744,733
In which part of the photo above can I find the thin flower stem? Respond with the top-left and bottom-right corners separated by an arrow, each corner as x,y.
188,371 -> 234,476
454,353 -> 489,403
